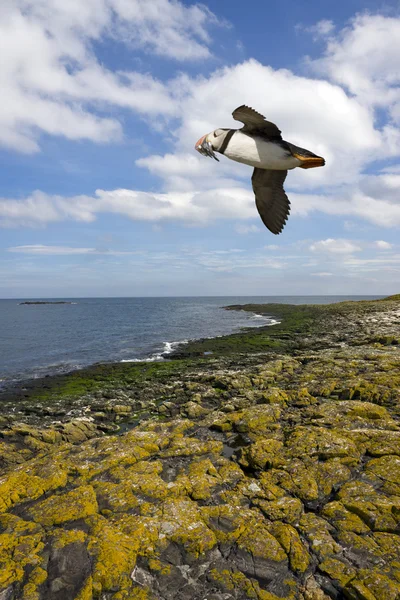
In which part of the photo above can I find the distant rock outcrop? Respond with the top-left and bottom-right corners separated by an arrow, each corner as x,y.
18,301 -> 73,305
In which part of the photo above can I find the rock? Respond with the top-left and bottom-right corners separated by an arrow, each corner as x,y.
257,387 -> 288,405
268,521 -> 310,573
254,496 -> 303,524
238,438 -> 285,470
45,539 -> 91,600
111,404 -> 132,414
183,401 -> 209,419
28,485 -> 99,526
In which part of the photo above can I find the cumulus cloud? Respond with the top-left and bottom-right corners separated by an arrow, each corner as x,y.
0,187 -> 255,228
0,0 -> 220,153
310,239 -> 362,254
164,59 -> 381,189
308,14 -> 400,111
1,10 -> 400,234
3,177 -> 400,230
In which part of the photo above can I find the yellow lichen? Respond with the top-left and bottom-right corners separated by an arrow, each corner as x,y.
75,576 -> 93,600
51,528 -> 87,549
0,532 -> 44,589
268,522 -> 310,573
87,515 -> 139,594
28,485 -> 98,526
22,567 -> 47,600
0,460 -> 68,514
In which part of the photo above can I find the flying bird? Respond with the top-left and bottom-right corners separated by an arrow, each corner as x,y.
195,105 -> 325,234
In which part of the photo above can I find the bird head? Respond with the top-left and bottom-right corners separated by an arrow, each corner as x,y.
194,129 -> 229,161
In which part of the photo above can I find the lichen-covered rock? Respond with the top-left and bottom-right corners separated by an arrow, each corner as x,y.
298,513 -> 341,559
321,501 -> 370,534
0,516 -> 44,592
364,454 -> 400,495
183,401 -> 209,419
0,460 -> 68,514
258,387 -> 289,405
28,485 -> 98,526
87,515 -> 140,595
268,522 -> 310,573
287,427 -> 361,464
254,496 -> 303,524
238,438 -> 285,470
337,480 -> 400,532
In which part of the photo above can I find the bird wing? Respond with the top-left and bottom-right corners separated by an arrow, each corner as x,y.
232,105 -> 282,139
252,168 -> 290,235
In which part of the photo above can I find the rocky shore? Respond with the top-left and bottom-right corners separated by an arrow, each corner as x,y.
0,295 -> 399,600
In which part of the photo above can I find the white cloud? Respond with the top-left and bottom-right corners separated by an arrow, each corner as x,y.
8,245 -> 97,255
374,240 -> 393,250
4,244 -> 290,275
3,176 -> 400,230
341,255 -> 400,271
165,59 -> 381,189
312,272 -> 333,277
310,238 -> 362,254
288,184 -> 400,228
298,19 -> 335,40
1,11 -> 400,236
359,173 -> 400,204
0,0 -> 220,153
309,14 -> 400,110
7,244 -> 143,255
0,187 -> 255,228
111,0 -> 222,59
265,245 -> 279,250
235,224 -> 261,234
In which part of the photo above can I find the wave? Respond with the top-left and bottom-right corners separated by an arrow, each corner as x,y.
120,339 -> 189,363
266,318 -> 280,325
247,313 -> 280,326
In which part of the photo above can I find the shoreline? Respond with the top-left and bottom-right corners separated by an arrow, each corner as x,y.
0,295 -> 383,392
0,295 -> 398,425
0,306 -> 276,401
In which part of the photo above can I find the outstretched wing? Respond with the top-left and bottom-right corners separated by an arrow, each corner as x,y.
232,105 -> 282,139
252,168 -> 290,235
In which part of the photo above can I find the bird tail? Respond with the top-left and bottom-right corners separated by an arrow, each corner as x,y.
287,142 -> 326,169
293,155 -> 325,169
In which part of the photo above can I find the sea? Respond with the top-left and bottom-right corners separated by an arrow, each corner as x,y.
0,296 -> 383,385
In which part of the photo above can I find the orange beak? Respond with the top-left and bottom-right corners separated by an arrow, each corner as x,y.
194,133 -> 219,161
195,134 -> 206,152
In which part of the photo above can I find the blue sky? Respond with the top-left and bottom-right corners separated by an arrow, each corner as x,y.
1,0 -> 399,297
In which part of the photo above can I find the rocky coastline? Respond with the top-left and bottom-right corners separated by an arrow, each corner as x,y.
0,295 -> 399,600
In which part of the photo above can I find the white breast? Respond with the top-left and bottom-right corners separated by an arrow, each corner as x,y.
223,131 -> 301,170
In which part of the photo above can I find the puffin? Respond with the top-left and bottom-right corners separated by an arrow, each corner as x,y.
195,105 -> 325,234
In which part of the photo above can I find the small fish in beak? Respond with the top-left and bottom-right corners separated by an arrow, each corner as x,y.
195,134 -> 219,161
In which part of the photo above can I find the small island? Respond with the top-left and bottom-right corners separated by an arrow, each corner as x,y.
18,301 -> 74,305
